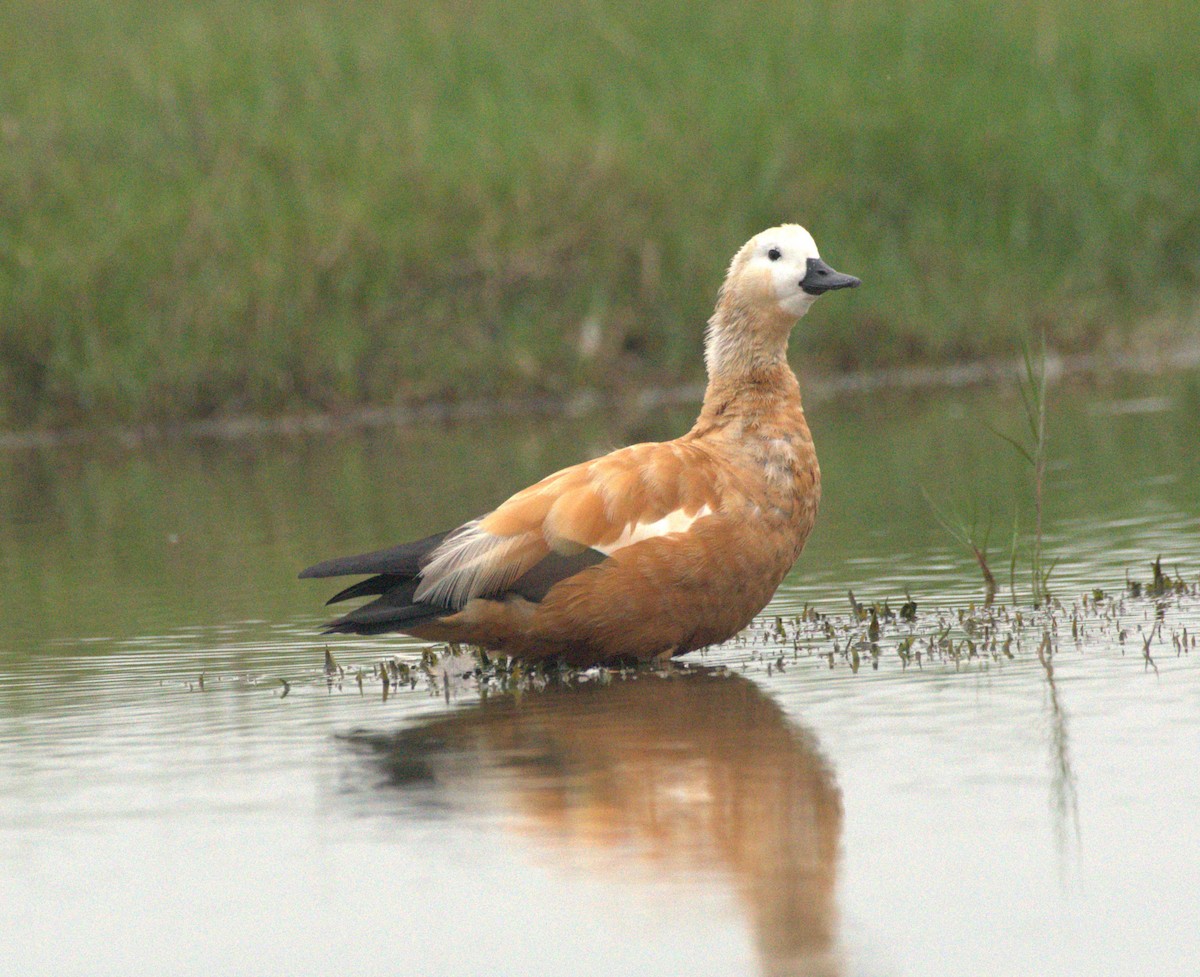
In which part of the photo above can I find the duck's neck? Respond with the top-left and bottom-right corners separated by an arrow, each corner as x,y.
700,291 -> 802,421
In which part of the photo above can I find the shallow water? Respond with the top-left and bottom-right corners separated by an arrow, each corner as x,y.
2,370 -> 1198,976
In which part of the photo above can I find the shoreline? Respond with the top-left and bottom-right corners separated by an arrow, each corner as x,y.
3,342 -> 1198,453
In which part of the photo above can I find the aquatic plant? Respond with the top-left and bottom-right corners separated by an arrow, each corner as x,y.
985,333 -> 1055,606
921,333 -> 1050,607
921,488 -> 998,604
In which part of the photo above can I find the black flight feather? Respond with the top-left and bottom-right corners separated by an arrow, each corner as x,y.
298,530 -> 451,580
505,547 -> 608,602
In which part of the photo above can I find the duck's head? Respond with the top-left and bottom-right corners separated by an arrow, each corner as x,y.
705,224 -> 859,380
724,224 -> 860,321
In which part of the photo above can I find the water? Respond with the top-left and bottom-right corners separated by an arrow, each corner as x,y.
1,370 -> 1198,976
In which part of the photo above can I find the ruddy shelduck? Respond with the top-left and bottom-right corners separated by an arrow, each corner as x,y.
301,225 -> 859,665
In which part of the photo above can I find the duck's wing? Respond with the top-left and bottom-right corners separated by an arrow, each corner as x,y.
413,440 -> 721,607
300,440 -> 722,633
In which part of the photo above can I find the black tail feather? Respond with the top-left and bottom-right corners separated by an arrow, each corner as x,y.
323,577 -> 448,635
323,603 -> 446,635
327,575 -> 404,605
300,532 -> 455,635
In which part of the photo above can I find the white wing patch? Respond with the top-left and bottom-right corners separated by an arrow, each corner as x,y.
414,520 -> 538,610
415,504 -> 714,608
593,504 -> 713,556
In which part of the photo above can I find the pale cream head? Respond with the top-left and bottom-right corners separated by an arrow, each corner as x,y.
740,224 -> 824,318
704,224 -> 859,379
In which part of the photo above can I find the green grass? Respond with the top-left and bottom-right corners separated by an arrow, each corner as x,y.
2,0 -> 1199,428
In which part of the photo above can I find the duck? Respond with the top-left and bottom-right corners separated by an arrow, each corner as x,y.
301,224 -> 859,666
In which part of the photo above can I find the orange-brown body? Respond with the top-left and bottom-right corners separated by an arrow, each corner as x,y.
409,364 -> 819,664
301,225 -> 858,665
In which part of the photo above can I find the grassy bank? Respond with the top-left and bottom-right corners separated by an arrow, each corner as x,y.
2,0 -> 1198,429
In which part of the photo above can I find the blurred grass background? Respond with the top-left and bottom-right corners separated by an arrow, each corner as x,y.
1,0 -> 1197,430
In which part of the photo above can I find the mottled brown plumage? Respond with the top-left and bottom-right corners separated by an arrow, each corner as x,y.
301,224 -> 859,664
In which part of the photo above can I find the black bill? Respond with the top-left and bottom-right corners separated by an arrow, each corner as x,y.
800,257 -> 861,295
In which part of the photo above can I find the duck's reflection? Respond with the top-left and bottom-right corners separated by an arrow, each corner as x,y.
346,669 -> 843,977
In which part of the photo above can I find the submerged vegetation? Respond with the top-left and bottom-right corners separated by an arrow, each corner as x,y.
2,0 -> 1199,429
280,561 -> 1200,703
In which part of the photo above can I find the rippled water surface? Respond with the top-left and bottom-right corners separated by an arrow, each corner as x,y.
2,371 -> 1198,976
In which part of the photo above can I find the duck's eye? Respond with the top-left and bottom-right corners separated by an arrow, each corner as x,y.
767,247 -> 782,261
